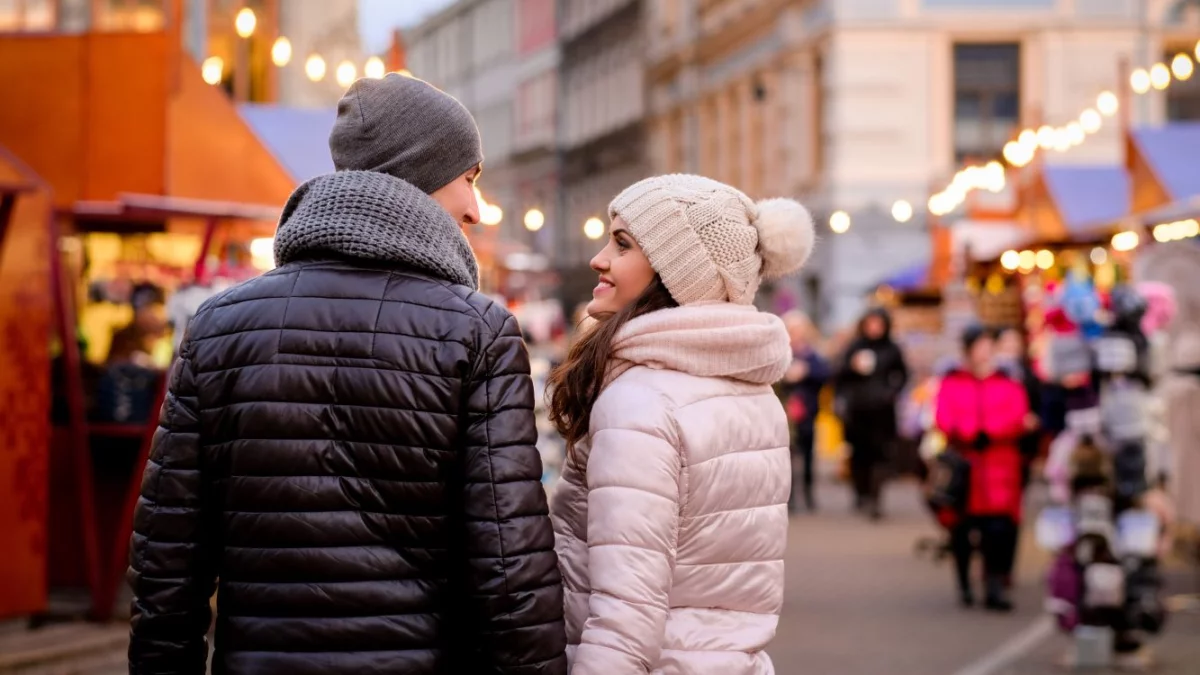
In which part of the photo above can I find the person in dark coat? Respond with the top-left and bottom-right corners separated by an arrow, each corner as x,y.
127,75 -> 567,675
995,326 -> 1043,487
834,307 -> 909,520
780,311 -> 832,513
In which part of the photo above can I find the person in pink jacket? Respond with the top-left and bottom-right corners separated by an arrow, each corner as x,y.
546,175 -> 816,674
935,325 -> 1031,611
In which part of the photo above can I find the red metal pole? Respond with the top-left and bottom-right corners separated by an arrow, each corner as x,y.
0,193 -> 14,261
193,216 -> 218,283
48,214 -> 103,617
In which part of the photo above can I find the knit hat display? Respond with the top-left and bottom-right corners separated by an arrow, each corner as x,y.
608,174 -> 815,306
328,74 -> 483,195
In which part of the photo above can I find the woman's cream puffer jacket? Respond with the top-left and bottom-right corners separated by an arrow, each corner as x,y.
551,303 -> 792,674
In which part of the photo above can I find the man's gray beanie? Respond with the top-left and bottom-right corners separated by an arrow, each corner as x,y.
328,74 -> 483,195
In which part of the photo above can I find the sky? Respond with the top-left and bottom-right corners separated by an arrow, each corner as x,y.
358,0 -> 459,53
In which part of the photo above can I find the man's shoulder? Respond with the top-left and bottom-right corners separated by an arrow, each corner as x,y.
188,260 -> 512,340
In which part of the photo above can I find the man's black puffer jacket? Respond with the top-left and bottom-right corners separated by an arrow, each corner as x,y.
127,259 -> 567,674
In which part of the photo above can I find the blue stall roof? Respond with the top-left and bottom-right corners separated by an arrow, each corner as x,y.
1131,123 -> 1200,202
238,104 -> 336,183
880,260 -> 930,291
1042,165 -> 1129,236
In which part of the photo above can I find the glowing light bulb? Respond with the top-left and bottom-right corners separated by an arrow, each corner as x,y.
305,54 -> 326,81
1080,108 -> 1102,134
1150,63 -> 1171,90
1172,53 -> 1194,81
1097,91 -> 1119,117
830,210 -> 851,234
1037,125 -> 1056,149
524,209 -> 545,231
1035,249 -> 1055,270
891,200 -> 913,223
235,7 -> 256,38
336,60 -> 357,88
1131,68 -> 1151,94
1066,122 -> 1085,146
584,217 -> 606,240
201,56 -> 223,85
364,56 -> 386,79
1000,250 -> 1021,271
271,37 -> 292,67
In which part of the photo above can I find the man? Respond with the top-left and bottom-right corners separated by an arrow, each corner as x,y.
127,74 -> 567,674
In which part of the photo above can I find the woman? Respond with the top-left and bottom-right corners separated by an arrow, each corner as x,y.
834,308 -> 909,520
935,325 -> 1030,611
780,311 -> 832,513
548,175 -> 815,674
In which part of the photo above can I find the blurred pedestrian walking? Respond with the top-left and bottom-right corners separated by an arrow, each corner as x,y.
935,325 -> 1031,611
547,175 -> 815,674
780,310 -> 832,513
834,307 -> 909,520
126,74 -> 565,674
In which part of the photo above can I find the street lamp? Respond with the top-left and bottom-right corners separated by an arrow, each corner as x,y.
583,217 -> 605,240
235,7 -> 256,38
524,208 -> 545,232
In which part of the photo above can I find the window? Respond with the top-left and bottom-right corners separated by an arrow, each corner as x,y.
953,43 -> 1020,164
1165,48 -> 1200,121
0,0 -> 56,31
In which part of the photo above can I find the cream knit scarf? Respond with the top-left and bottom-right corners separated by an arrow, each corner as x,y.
604,303 -> 792,388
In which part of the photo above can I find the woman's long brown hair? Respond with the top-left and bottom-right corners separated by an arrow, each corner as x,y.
547,278 -> 678,466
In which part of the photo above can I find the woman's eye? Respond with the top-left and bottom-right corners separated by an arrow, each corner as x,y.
615,238 -> 630,251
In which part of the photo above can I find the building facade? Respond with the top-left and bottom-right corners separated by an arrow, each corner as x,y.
406,0 -> 523,264
556,0 -> 648,306
646,0 -> 1199,328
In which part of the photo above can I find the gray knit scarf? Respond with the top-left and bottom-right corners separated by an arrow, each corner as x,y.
273,170 -> 479,289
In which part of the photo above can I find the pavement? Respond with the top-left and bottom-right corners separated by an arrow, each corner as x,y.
2,475 -> 1196,674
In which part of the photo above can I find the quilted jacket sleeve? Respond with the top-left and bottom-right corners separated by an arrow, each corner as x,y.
573,397 -> 682,675
461,308 -> 567,674
127,342 -> 219,674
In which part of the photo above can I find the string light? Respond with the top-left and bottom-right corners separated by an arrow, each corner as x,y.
830,211 -> 851,234
1035,249 -> 1055,270
1018,250 -> 1036,271
1000,250 -> 1021,271
523,209 -> 545,232
271,37 -> 292,66
891,200 -> 914,223
1150,63 -> 1171,90
364,56 -> 386,79
583,217 -> 606,240
235,7 -> 256,38
1111,230 -> 1140,252
1066,121 -> 1085,146
305,54 -> 326,81
1097,91 -> 1119,117
1090,247 -> 1108,265
1037,125 -> 1056,149
1172,53 -> 1194,81
336,60 -> 357,88
1080,109 -> 1102,134
201,56 -> 223,85
1131,68 -> 1151,94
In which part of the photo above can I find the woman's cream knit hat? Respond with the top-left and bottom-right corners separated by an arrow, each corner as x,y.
609,174 -> 815,306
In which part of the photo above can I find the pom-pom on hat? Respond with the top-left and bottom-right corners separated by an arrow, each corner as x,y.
608,174 -> 815,306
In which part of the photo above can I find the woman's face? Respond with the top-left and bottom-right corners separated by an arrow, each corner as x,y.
968,335 -> 996,371
996,328 -> 1024,359
862,315 -> 886,340
586,216 -> 656,317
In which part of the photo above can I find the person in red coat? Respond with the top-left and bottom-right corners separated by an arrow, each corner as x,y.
935,325 -> 1032,611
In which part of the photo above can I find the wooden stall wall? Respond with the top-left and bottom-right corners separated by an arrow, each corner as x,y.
0,165 -> 52,619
